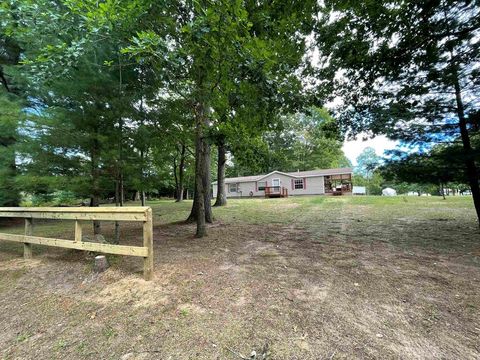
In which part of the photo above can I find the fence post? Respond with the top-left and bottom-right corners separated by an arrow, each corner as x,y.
24,218 -> 33,259
143,208 -> 154,280
74,221 -> 82,242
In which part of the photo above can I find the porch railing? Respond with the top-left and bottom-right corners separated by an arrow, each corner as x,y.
264,186 -> 288,197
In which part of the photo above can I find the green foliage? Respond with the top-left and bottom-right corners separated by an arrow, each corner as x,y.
355,147 -> 381,178
316,0 -> 479,140
229,107 -> 350,175
353,172 -> 384,196
0,94 -> 21,206
316,0 -> 480,212
381,143 -> 473,191
5,0 -> 175,203
2,0 -> 324,213
288,107 -> 350,170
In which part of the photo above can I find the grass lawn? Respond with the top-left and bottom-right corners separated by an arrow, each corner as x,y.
0,196 -> 479,359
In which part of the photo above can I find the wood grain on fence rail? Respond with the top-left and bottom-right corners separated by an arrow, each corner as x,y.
0,207 -> 154,280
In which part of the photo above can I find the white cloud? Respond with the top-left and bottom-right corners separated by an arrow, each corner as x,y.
343,134 -> 398,165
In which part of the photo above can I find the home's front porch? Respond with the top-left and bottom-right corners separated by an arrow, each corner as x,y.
324,173 -> 352,195
264,186 -> 289,198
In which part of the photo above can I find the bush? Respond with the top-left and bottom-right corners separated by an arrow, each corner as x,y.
51,190 -> 78,206
21,191 -> 80,206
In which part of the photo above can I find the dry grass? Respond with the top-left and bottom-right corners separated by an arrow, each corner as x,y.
0,196 -> 479,359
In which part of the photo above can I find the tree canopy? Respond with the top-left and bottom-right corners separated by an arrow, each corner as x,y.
316,0 -> 480,224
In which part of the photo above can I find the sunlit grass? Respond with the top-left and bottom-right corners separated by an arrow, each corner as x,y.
0,195 -> 476,253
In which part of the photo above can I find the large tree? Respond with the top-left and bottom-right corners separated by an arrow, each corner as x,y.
0,29 -> 23,206
316,0 -> 480,225
4,0 -> 320,239
0,94 -> 21,206
124,0 -> 318,236
4,0 -> 158,237
355,147 -> 381,179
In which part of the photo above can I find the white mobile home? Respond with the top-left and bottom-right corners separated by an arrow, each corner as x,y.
212,168 -> 353,198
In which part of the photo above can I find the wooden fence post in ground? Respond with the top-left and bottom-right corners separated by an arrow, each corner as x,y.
24,218 -> 33,259
75,221 -> 82,242
143,208 -> 154,280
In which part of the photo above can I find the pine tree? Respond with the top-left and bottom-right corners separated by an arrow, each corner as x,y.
316,0 -> 480,225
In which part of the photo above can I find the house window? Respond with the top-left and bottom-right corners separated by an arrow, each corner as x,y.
257,181 -> 266,191
229,183 -> 238,193
294,179 -> 304,189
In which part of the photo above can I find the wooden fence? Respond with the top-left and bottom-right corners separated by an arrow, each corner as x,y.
0,207 -> 154,280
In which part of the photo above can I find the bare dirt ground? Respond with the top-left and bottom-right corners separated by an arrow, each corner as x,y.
0,196 -> 479,359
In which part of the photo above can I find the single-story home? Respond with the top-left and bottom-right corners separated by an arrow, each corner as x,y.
212,168 -> 353,198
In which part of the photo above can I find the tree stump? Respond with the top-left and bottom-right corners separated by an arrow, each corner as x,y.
94,255 -> 109,273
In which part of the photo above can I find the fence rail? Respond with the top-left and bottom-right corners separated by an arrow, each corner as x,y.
0,207 -> 154,280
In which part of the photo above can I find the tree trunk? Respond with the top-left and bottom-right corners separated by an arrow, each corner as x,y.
90,195 -> 101,235
187,105 -> 212,236
91,134 -> 101,235
453,71 -> 480,227
114,222 -> 120,244
188,143 -> 213,223
213,139 -> 227,207
187,177 -> 200,222
192,117 -> 206,237
176,144 -> 186,202
140,148 -> 146,206
114,180 -> 120,244
116,83 -> 123,242
173,156 -> 179,200
203,140 -> 213,223
187,142 -> 213,225
94,255 -> 109,273
119,172 -> 124,206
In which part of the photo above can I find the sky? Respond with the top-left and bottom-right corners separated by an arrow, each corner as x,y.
342,134 -> 398,166
322,91 -> 400,167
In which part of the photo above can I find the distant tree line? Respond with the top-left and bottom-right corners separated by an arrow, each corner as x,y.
353,146 -> 473,196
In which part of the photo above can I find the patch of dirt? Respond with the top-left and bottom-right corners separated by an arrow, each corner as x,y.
0,258 -> 43,271
289,284 -> 329,303
86,273 -> 172,309
177,303 -> 206,315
